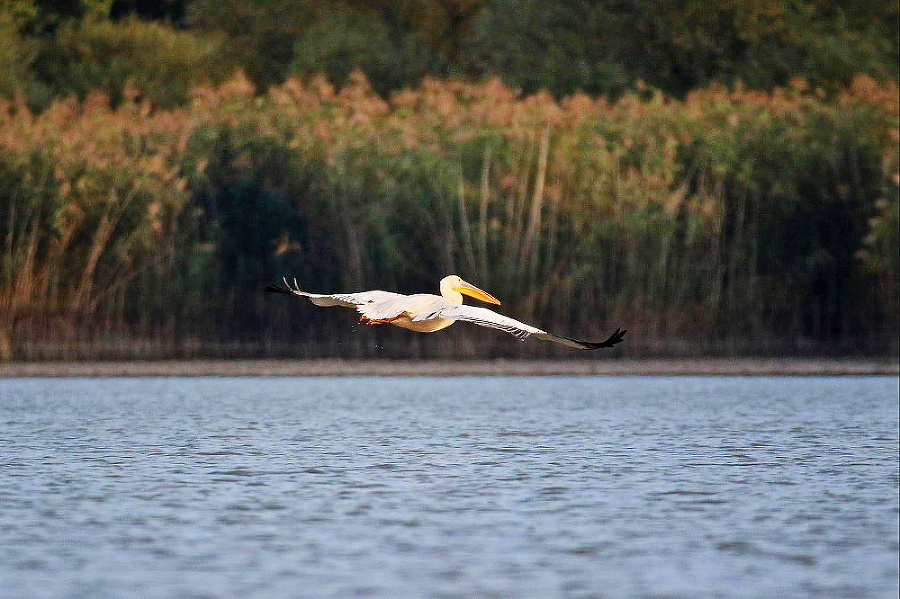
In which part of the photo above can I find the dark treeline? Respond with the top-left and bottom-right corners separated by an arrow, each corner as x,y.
2,1 -> 897,107
0,1 -> 898,360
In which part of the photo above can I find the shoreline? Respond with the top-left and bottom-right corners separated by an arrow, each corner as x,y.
1,358 -> 897,378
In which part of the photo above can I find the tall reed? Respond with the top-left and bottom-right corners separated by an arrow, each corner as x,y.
0,73 -> 896,359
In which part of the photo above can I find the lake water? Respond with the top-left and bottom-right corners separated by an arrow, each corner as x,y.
1,376 -> 897,598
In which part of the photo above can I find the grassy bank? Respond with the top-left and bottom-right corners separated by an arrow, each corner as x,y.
1,358 -> 897,378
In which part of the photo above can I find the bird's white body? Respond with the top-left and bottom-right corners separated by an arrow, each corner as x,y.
360,293 -> 457,333
266,274 -> 625,350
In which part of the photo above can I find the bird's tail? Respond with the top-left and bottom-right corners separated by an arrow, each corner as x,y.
263,284 -> 292,295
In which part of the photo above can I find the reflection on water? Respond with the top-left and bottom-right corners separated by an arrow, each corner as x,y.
1,376 -> 898,597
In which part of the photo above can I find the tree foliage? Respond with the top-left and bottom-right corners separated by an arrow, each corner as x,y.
27,17 -> 219,108
3,0 -> 896,105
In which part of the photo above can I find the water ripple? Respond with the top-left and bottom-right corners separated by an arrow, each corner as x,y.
0,375 -> 897,598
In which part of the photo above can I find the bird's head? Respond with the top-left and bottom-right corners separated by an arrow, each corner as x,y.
440,275 -> 501,305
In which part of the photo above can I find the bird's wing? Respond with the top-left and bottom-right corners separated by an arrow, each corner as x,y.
355,294 -> 445,321
416,303 -> 626,350
264,278 -> 405,309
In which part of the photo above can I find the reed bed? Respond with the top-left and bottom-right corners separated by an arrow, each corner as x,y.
1,73 -> 897,359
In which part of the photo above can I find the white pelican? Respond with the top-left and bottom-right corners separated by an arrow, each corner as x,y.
265,275 -> 626,350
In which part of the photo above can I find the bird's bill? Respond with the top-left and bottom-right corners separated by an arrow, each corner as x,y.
456,279 -> 501,305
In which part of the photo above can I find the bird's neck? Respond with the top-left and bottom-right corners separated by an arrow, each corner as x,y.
439,280 -> 464,304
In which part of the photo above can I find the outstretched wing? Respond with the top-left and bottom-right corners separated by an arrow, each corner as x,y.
416,304 -> 626,350
264,278 -> 404,309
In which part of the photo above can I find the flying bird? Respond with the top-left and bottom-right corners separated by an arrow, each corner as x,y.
265,275 -> 626,350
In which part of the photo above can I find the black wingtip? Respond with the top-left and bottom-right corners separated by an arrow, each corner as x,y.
568,327 -> 627,350
264,284 -> 291,295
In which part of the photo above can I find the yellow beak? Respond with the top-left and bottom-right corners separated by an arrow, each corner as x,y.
456,280 -> 501,305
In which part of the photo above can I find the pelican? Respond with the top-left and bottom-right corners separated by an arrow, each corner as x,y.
264,275 -> 625,350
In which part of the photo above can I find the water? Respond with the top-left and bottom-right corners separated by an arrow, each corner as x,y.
1,376 -> 897,598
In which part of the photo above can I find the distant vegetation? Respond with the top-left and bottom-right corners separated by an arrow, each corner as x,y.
0,1 -> 898,359
2,1 -> 897,106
